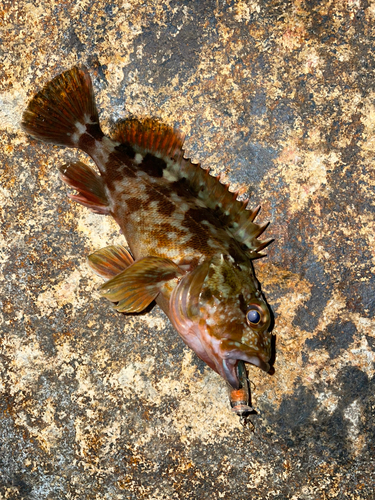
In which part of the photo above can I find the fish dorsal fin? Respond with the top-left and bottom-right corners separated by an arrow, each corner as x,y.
87,245 -> 134,280
99,256 -> 183,313
178,158 -> 273,258
111,118 -> 271,258
111,117 -> 185,163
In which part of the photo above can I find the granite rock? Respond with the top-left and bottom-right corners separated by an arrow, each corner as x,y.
0,1 -> 374,498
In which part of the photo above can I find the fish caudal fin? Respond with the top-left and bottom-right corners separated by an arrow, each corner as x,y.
22,66 -> 102,149
59,161 -> 109,214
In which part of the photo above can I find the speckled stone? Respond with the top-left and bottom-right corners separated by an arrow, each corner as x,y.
0,1 -> 374,499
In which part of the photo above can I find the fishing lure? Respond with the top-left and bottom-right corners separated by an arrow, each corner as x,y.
22,66 -> 273,423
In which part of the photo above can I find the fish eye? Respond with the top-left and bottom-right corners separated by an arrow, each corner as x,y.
246,306 -> 262,325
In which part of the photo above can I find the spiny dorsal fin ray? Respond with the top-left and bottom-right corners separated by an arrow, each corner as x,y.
111,121 -> 271,258
100,256 -> 184,313
178,158 -> 271,258
88,245 -> 134,280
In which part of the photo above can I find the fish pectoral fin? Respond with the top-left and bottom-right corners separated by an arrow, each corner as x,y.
59,162 -> 110,214
100,256 -> 183,313
87,245 -> 134,280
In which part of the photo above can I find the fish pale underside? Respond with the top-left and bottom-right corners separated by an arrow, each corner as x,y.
22,66 -> 274,424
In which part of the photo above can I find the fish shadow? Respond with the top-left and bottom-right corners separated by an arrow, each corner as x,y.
261,286 -> 277,376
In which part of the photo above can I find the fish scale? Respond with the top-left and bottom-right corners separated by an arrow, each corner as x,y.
22,66 -> 274,423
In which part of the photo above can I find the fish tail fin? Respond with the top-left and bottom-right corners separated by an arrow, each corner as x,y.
22,66 -> 103,149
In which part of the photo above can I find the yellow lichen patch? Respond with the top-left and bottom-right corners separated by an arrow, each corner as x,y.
0,90 -> 25,133
343,399 -> 366,458
360,95 -> 375,156
276,147 -> 329,214
113,356 -> 159,401
7,337 -> 46,395
73,362 -> 106,407
106,350 -> 244,442
13,400 -> 63,454
36,265 -> 91,316
153,365 -> 243,442
142,313 -> 167,331
278,23 -> 308,53
75,207 -> 124,251
299,46 -> 324,76
347,335 -> 375,380
315,290 -> 347,333
233,1 -> 260,22
74,414 -> 122,463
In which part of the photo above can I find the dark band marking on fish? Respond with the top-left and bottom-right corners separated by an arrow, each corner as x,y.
115,142 -> 136,159
139,153 -> 167,177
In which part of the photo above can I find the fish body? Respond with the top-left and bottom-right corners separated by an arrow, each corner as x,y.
22,67 -> 273,400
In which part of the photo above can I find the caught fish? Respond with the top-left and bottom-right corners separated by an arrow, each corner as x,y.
22,66 -> 273,421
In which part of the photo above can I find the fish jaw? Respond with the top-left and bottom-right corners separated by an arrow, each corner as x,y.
169,255 -> 272,389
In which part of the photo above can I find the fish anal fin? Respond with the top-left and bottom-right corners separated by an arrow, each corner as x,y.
110,117 -> 185,163
88,245 -> 134,280
59,162 -> 110,214
100,256 -> 183,313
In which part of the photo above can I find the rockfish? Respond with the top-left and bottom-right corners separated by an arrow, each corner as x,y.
22,67 -> 273,421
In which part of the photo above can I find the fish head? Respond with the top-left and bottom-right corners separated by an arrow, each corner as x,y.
170,254 -> 272,389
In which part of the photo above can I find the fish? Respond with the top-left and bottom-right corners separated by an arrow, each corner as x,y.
21,66 -> 273,421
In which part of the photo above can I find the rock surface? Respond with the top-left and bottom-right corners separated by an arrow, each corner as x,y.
0,1 -> 374,498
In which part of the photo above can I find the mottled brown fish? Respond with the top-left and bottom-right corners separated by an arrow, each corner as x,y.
22,66 -> 273,420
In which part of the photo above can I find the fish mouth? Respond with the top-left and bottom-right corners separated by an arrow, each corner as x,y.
222,355 -> 270,389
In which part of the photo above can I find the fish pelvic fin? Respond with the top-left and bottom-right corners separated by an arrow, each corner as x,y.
88,245 -> 134,280
22,66 -> 103,149
59,161 -> 109,214
100,256 -> 183,313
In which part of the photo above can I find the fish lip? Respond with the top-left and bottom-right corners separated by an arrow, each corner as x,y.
245,355 -> 270,373
222,356 -> 270,389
